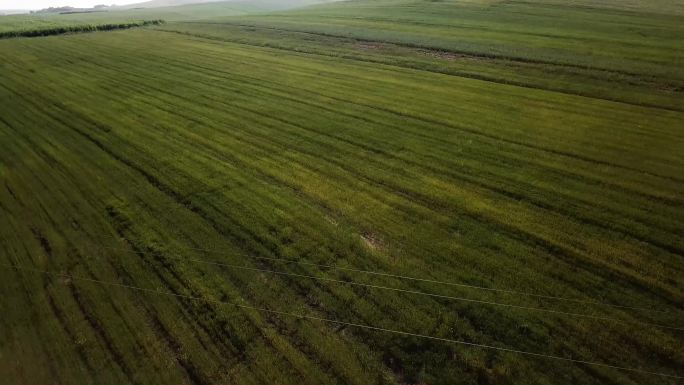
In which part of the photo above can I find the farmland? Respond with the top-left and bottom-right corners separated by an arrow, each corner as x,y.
0,1 -> 283,34
0,0 -> 683,384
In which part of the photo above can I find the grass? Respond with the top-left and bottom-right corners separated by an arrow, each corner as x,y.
0,0 -> 315,33
206,0 -> 684,79
0,0 -> 682,384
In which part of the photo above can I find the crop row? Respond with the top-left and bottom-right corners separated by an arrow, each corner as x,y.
0,22 -> 682,385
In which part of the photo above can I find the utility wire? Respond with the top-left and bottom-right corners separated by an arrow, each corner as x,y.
90,243 -> 683,331
94,233 -> 671,314
3,263 -> 682,380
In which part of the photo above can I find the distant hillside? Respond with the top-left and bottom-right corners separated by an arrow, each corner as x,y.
113,0 -> 332,11
0,0 -> 331,33
112,0 -> 227,10
30,1 -> 246,14
27,0 -> 333,15
0,9 -> 30,15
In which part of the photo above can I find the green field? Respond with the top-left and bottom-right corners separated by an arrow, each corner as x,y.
0,0 -> 683,384
0,0 -> 312,33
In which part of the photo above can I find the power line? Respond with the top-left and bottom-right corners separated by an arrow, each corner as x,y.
90,243 -> 683,331
4,263 -> 682,380
93,233 -> 671,314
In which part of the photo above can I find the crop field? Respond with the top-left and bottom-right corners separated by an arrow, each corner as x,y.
0,0 -> 682,384
0,1 -> 278,34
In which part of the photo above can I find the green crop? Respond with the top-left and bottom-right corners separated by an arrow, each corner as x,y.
0,1 -> 682,384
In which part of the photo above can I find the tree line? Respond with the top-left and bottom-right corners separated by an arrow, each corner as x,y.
0,20 -> 165,39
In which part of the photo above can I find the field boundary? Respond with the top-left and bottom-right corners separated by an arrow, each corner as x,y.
0,19 -> 165,39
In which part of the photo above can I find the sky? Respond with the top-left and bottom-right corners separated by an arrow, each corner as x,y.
0,0 -> 140,9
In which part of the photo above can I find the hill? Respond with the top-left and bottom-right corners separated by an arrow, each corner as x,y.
113,0 -> 228,10
0,0 -> 323,33
0,9 -> 30,15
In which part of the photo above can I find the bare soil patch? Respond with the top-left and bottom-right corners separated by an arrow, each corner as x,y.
416,49 -> 468,61
361,232 -> 384,250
